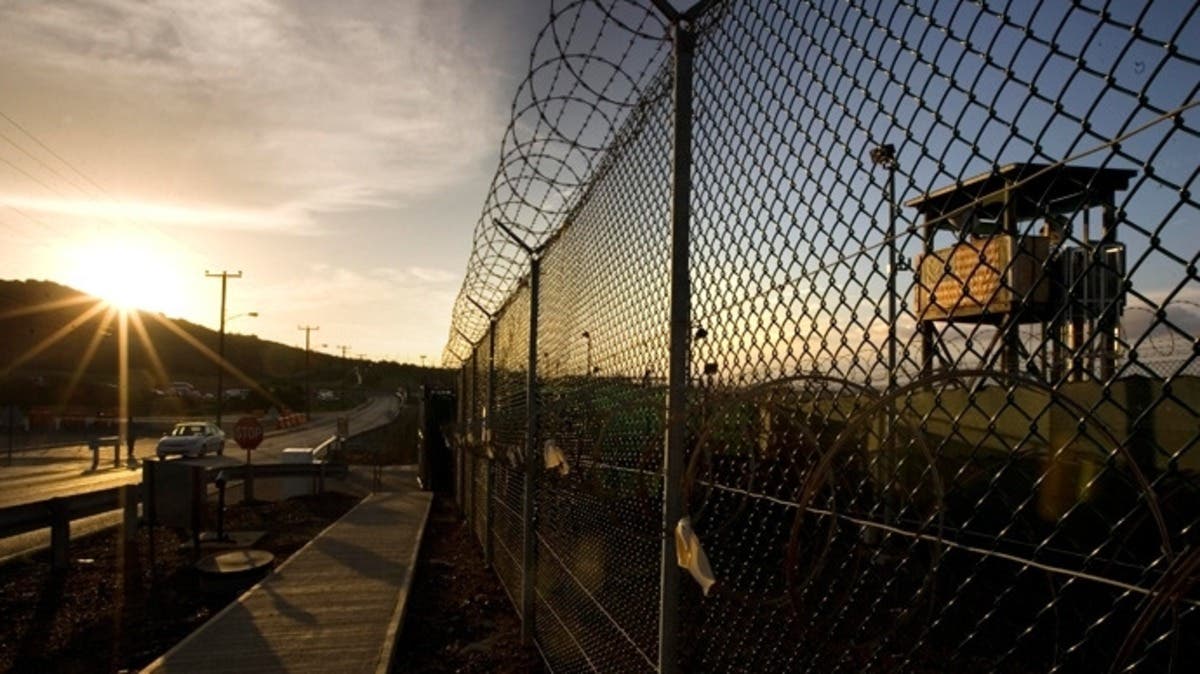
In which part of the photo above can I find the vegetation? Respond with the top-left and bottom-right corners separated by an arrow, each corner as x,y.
0,279 -> 454,417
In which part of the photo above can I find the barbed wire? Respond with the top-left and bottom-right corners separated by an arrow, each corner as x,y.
443,0 -> 672,365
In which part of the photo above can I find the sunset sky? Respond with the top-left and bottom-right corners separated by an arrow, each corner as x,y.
0,0 -> 547,362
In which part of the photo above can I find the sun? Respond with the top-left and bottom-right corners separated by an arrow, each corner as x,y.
58,232 -> 191,315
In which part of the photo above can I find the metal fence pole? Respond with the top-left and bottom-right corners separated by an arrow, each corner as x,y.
660,17 -> 694,674
467,348 -> 478,529
492,218 -> 544,645
485,320 -> 497,568
456,365 -> 465,510
521,255 -> 541,644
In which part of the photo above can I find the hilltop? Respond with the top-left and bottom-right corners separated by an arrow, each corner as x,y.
0,279 -> 450,413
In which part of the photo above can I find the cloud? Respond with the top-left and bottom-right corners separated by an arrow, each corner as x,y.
0,192 -> 323,234
243,261 -> 458,360
370,266 -> 458,284
0,0 -> 511,232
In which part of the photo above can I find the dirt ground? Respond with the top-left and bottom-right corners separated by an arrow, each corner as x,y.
393,495 -> 544,673
0,491 -> 361,674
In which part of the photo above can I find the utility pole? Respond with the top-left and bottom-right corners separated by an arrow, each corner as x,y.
336,345 -> 350,404
298,325 -> 319,420
206,270 -> 242,431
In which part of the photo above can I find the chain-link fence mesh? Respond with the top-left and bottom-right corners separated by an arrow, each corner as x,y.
448,0 -> 1199,671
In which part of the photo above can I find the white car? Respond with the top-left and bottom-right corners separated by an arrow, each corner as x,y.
156,421 -> 226,459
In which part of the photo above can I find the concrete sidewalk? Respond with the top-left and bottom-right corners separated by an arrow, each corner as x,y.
143,468 -> 431,674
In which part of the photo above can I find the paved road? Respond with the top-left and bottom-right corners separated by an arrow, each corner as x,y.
0,396 -> 400,563
0,395 -> 399,510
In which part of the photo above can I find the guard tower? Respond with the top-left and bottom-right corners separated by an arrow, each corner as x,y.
905,162 -> 1135,381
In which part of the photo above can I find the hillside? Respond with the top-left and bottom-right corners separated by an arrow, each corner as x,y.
0,279 -> 451,413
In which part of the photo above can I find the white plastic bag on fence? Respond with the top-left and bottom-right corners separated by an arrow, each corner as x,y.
675,516 -> 716,596
543,438 -> 569,475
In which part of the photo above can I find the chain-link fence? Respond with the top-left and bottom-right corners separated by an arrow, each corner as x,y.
443,1 -> 1200,671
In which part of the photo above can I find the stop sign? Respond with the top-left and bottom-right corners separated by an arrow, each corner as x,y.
234,416 -> 264,450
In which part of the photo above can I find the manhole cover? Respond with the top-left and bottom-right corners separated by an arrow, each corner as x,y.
196,549 -> 275,576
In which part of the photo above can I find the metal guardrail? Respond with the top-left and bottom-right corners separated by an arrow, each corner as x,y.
312,434 -> 340,462
0,462 -> 348,542
223,462 -> 348,481
0,486 -> 126,539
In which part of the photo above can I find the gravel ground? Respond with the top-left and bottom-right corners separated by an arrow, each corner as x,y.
393,495 -> 544,673
0,492 -> 361,673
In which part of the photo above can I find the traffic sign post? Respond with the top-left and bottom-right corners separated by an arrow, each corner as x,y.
234,416 -> 264,450
234,417 -> 264,503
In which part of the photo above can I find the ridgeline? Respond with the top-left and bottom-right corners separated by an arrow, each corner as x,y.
0,279 -> 449,414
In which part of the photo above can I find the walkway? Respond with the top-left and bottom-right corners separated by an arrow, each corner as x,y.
142,467 -> 431,673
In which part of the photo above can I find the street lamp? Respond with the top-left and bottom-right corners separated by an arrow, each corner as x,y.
869,143 -> 899,392
218,311 -> 258,425
581,331 -> 592,378
870,143 -> 900,533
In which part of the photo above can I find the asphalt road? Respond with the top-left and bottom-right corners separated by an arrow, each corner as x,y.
0,394 -> 399,510
0,395 -> 400,563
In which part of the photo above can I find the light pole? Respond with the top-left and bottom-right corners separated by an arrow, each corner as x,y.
298,325 -> 320,420
219,311 -> 258,423
869,144 -> 899,391
581,331 -> 592,378
581,331 -> 593,452
206,270 -> 242,431
336,345 -> 350,404
870,143 -> 899,536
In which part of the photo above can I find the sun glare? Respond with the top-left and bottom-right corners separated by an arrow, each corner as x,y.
59,234 -> 191,315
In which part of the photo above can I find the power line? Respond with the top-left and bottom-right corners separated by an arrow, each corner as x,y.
0,153 -> 136,239
0,198 -> 76,241
0,152 -> 75,199
0,127 -> 93,197
0,109 -> 111,197
0,107 -> 162,242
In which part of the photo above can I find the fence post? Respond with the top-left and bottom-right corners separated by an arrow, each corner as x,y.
521,255 -> 541,644
492,218 -> 544,645
456,365 -> 465,510
49,496 -> 70,571
122,483 -> 139,543
467,295 -> 498,568
485,320 -> 497,568
660,16 -> 695,674
468,348 -> 478,531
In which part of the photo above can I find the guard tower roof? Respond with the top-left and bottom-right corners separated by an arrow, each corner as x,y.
904,162 -> 1136,228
